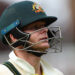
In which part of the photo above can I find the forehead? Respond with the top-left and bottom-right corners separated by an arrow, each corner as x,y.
21,21 -> 46,31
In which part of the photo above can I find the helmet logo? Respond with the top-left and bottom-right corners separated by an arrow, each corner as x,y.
32,3 -> 44,13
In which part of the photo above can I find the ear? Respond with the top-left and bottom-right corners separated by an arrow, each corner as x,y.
9,34 -> 17,42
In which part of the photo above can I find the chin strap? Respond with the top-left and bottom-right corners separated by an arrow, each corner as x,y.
28,51 -> 46,57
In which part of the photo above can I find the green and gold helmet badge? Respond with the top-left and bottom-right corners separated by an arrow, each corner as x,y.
32,3 -> 44,13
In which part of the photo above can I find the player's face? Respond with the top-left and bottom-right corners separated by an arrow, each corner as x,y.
23,21 -> 50,51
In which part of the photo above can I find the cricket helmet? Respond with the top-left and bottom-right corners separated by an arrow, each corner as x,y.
0,1 -> 62,55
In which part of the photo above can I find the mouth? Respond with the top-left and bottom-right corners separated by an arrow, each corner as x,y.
40,37 -> 48,42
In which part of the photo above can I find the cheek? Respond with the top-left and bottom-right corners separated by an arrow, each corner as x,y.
29,33 -> 39,43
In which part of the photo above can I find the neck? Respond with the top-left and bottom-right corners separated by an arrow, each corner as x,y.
14,50 -> 42,75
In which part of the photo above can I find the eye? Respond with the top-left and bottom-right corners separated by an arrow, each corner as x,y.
34,25 -> 45,30
34,26 -> 40,30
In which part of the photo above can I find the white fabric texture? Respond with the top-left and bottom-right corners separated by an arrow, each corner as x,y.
0,51 -> 64,75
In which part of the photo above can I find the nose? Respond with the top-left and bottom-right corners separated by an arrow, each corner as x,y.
40,27 -> 48,34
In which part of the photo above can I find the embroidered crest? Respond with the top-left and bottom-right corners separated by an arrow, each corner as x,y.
32,3 -> 44,13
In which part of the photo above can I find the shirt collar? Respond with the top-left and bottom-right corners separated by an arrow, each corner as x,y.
9,51 -> 35,74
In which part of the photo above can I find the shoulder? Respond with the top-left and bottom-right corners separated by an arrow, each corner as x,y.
0,64 -> 13,75
40,59 -> 64,75
52,67 -> 64,75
